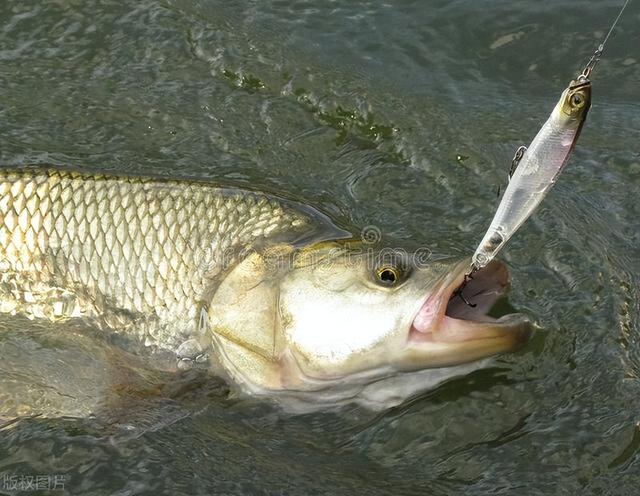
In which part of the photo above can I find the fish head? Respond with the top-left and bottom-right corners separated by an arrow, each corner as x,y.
556,79 -> 591,125
206,242 -> 532,408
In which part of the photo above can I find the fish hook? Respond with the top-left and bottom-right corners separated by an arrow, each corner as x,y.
453,270 -> 477,308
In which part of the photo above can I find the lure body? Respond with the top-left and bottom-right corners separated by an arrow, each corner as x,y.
472,79 -> 592,269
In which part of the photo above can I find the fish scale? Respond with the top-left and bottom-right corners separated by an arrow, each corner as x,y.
0,168 -> 309,351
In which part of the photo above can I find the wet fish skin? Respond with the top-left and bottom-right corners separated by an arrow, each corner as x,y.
0,168 -> 532,411
0,168 -> 312,350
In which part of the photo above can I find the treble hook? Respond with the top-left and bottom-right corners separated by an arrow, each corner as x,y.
453,270 -> 477,308
508,145 -> 527,180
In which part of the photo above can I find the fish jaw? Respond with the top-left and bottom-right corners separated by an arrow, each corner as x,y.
398,260 -> 532,371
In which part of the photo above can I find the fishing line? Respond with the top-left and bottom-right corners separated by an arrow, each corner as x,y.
458,1 -> 632,304
580,0 -> 631,80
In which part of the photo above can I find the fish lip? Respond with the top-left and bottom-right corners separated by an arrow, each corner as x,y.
408,259 -> 532,346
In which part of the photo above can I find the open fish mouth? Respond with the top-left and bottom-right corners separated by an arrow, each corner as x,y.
403,260 -> 532,368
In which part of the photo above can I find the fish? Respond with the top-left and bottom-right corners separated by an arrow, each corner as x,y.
471,78 -> 592,270
0,168 -> 531,410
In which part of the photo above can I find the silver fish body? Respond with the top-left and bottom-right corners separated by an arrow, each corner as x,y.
0,168 -> 321,351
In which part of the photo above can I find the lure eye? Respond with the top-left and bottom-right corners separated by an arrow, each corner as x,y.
570,92 -> 585,109
375,266 -> 400,286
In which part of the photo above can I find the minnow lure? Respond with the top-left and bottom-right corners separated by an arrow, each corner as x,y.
471,77 -> 591,270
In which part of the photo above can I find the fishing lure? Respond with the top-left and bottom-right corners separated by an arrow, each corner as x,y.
454,0 -> 631,306
463,0 -> 630,279
470,77 -> 592,270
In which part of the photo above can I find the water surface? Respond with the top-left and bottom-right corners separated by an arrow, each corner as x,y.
0,1 -> 639,494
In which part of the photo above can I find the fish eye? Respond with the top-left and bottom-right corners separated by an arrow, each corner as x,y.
375,266 -> 400,286
570,92 -> 585,109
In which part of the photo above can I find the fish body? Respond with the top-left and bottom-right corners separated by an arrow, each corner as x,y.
472,79 -> 592,269
0,168 -> 323,351
0,168 -> 531,409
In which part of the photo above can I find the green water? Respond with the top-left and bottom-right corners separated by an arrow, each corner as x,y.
0,1 -> 639,494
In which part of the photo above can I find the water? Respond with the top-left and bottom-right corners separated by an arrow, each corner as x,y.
0,1 -> 639,494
